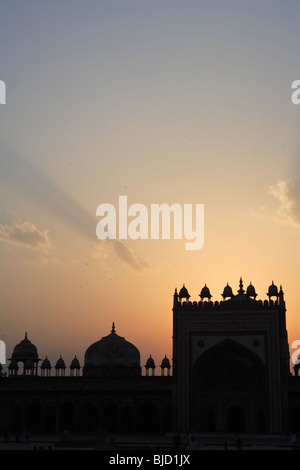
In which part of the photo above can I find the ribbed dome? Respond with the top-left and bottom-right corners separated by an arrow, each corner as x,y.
200,284 -> 212,300
161,355 -> 170,368
11,333 -> 38,362
145,355 -> 155,368
70,355 -> 80,369
83,323 -> 141,377
246,282 -> 257,298
55,355 -> 65,369
178,284 -> 190,300
222,283 -> 233,299
41,356 -> 51,369
267,281 -> 278,298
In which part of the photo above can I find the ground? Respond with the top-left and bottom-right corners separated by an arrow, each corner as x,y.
0,433 -> 296,450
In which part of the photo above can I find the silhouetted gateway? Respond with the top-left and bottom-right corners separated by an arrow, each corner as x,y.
172,278 -> 291,434
1,277 -> 300,437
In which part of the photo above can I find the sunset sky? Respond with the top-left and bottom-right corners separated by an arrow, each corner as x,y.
1,1 -> 300,373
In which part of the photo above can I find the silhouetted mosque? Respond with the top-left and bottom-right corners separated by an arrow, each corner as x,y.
1,278 -> 300,437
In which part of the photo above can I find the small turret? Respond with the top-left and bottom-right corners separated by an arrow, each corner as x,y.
145,355 -> 156,376
199,284 -> 212,301
160,355 -> 171,376
267,281 -> 278,299
178,284 -> 190,301
246,282 -> 257,299
55,355 -> 66,376
222,283 -> 233,299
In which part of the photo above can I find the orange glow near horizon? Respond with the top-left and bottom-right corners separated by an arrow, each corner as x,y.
1,2 -> 300,375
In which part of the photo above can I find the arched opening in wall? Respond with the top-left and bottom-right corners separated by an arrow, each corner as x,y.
103,402 -> 117,433
12,406 -> 23,432
78,403 -> 98,433
137,403 -> 160,433
205,408 -> 216,432
192,339 -> 266,433
227,404 -> 246,433
163,405 -> 172,432
120,406 -> 133,433
45,406 -> 56,433
291,407 -> 300,433
256,407 -> 265,433
60,402 -> 74,432
27,403 -> 42,432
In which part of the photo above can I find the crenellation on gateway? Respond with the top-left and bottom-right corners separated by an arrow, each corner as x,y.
173,278 -> 285,311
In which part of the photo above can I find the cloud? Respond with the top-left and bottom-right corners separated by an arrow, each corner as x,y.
92,239 -> 149,271
111,239 -> 149,271
0,140 -> 94,240
0,221 -> 53,251
0,141 -> 147,270
269,179 -> 300,228
249,206 -> 267,221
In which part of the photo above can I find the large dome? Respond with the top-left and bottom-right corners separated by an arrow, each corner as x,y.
83,323 -> 141,377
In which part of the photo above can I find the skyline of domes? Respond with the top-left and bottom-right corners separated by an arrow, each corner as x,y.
4,323 -> 169,378
3,278 -> 285,378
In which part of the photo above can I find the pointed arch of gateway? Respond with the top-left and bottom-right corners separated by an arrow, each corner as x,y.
191,338 -> 268,433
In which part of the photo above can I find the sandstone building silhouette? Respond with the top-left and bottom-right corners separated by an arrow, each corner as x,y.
1,278 -> 300,436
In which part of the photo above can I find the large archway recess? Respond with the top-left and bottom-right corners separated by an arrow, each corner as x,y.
191,339 -> 267,433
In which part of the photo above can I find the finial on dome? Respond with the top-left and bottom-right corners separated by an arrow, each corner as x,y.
111,322 -> 116,333
238,277 -> 245,294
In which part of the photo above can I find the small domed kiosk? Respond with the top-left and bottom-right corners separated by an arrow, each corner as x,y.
267,281 -> 278,299
246,282 -> 257,299
70,356 -> 80,376
160,355 -> 171,376
8,333 -> 40,376
199,284 -> 212,301
55,355 -> 66,376
145,355 -> 156,376
178,284 -> 190,301
222,283 -> 233,299
41,356 -> 51,377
